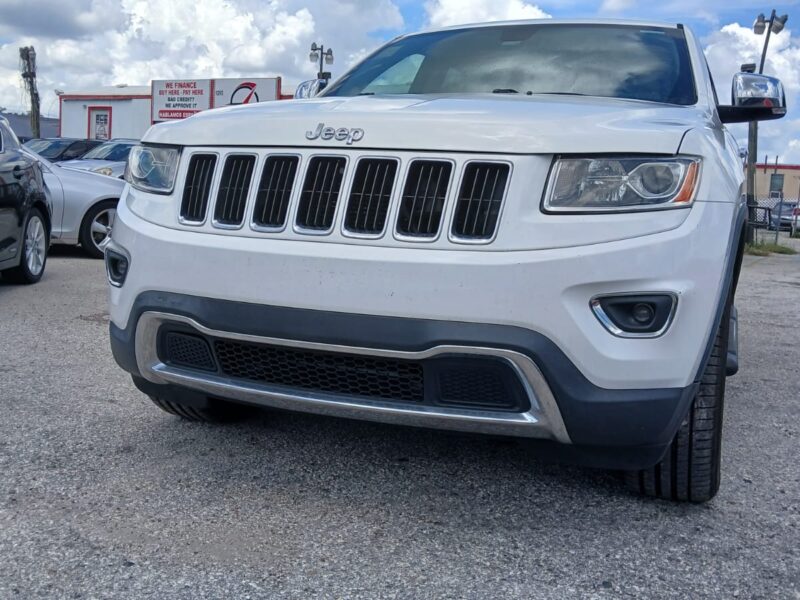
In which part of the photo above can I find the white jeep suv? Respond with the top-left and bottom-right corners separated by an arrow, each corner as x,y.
107,20 -> 786,502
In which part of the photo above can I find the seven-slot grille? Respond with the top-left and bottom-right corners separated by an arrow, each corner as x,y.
213,155 -> 256,226
451,162 -> 510,240
178,153 -> 511,241
295,156 -> 346,230
344,158 -> 398,235
396,160 -> 452,238
180,154 -> 217,222
252,156 -> 299,229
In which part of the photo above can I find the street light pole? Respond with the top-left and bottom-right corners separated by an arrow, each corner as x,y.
746,10 -> 788,243
309,43 -> 334,83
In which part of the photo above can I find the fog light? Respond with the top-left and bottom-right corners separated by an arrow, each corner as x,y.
105,248 -> 130,287
632,302 -> 655,325
591,293 -> 677,338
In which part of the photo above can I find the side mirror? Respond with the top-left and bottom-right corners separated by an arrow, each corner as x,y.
294,79 -> 328,99
718,72 -> 787,123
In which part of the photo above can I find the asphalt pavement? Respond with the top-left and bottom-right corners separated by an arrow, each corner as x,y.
0,246 -> 798,599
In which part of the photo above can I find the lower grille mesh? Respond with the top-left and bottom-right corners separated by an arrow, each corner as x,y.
214,340 -> 425,402
163,332 -> 216,371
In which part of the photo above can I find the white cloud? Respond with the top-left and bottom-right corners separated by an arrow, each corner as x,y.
599,0 -> 635,12
704,23 -> 800,164
425,0 -> 549,28
0,0 -> 404,116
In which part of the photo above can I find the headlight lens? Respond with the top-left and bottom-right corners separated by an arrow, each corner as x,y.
126,145 -> 180,193
545,156 -> 701,212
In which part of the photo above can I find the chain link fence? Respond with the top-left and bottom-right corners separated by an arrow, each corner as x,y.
751,196 -> 800,243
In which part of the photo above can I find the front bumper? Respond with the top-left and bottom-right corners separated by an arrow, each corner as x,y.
108,198 -> 737,467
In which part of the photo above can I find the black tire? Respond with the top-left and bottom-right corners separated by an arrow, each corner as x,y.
625,299 -> 731,503
3,207 -> 48,284
148,394 -> 254,423
79,199 -> 117,259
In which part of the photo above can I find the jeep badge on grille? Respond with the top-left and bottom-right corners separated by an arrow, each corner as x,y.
306,123 -> 365,145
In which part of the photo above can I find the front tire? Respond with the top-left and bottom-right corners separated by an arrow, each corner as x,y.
148,394 -> 255,423
3,208 -> 48,284
625,300 -> 731,503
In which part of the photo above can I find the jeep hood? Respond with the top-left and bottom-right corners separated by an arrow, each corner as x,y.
143,94 -> 707,154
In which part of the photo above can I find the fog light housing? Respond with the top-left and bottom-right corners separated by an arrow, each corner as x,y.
105,248 -> 130,287
591,293 -> 677,338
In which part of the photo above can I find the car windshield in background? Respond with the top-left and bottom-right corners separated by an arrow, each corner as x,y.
325,24 -> 697,105
81,142 -> 135,161
24,139 -> 73,158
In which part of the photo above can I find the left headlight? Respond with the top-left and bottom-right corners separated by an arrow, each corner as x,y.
544,156 -> 701,212
126,145 -> 181,194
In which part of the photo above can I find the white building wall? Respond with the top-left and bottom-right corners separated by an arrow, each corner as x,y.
60,98 -> 152,140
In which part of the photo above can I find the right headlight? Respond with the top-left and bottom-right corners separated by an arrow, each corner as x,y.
126,145 -> 181,194
543,156 -> 701,212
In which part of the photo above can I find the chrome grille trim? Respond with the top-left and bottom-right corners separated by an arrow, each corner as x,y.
450,161 -> 511,243
213,154 -> 256,228
179,154 -> 217,224
294,156 -> 347,233
343,158 -> 398,238
252,155 -> 300,231
395,160 -> 453,240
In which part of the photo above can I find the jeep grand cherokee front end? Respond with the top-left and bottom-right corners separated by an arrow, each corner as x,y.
107,20 -> 786,502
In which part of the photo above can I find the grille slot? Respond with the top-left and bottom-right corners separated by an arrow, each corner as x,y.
214,340 -> 424,402
163,332 -> 216,372
213,155 -> 256,226
396,160 -> 452,238
452,163 -> 510,240
252,156 -> 299,229
344,159 -> 398,235
180,154 -> 217,222
295,156 -> 346,231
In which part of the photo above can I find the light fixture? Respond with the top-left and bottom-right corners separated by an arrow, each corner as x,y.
754,13 -> 767,34
772,14 -> 789,33
324,48 -> 334,64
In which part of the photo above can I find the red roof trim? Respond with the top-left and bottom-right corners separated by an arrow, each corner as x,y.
60,94 -> 151,101
756,164 -> 800,171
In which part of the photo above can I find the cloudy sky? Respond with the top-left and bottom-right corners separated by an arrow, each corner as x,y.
1,0 -> 799,160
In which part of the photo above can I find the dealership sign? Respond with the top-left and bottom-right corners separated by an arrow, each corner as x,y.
152,78 -> 280,122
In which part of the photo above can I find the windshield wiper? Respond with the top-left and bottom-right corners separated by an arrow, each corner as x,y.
530,92 -> 588,96
492,88 -> 519,94
357,92 -> 375,96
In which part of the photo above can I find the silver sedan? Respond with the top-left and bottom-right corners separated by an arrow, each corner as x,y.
25,149 -> 126,258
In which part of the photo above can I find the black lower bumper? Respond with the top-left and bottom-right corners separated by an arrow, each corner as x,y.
111,291 -> 697,469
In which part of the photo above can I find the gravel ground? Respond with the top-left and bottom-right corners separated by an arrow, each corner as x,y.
0,246 -> 798,599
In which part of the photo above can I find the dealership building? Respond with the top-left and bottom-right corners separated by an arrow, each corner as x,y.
58,78 -> 288,141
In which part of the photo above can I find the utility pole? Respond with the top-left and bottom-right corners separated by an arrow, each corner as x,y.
19,46 -> 41,139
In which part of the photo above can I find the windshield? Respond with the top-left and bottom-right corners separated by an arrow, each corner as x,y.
325,24 -> 697,105
24,139 -> 73,158
81,141 -> 135,161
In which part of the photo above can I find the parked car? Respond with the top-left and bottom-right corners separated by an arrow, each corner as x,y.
23,149 -> 125,258
23,138 -> 101,162
768,201 -> 798,230
0,116 -> 50,283
60,139 -> 138,178
107,19 -> 787,502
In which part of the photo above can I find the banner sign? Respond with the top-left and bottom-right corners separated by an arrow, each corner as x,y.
152,77 -> 280,122
152,79 -> 212,122
213,78 -> 279,108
